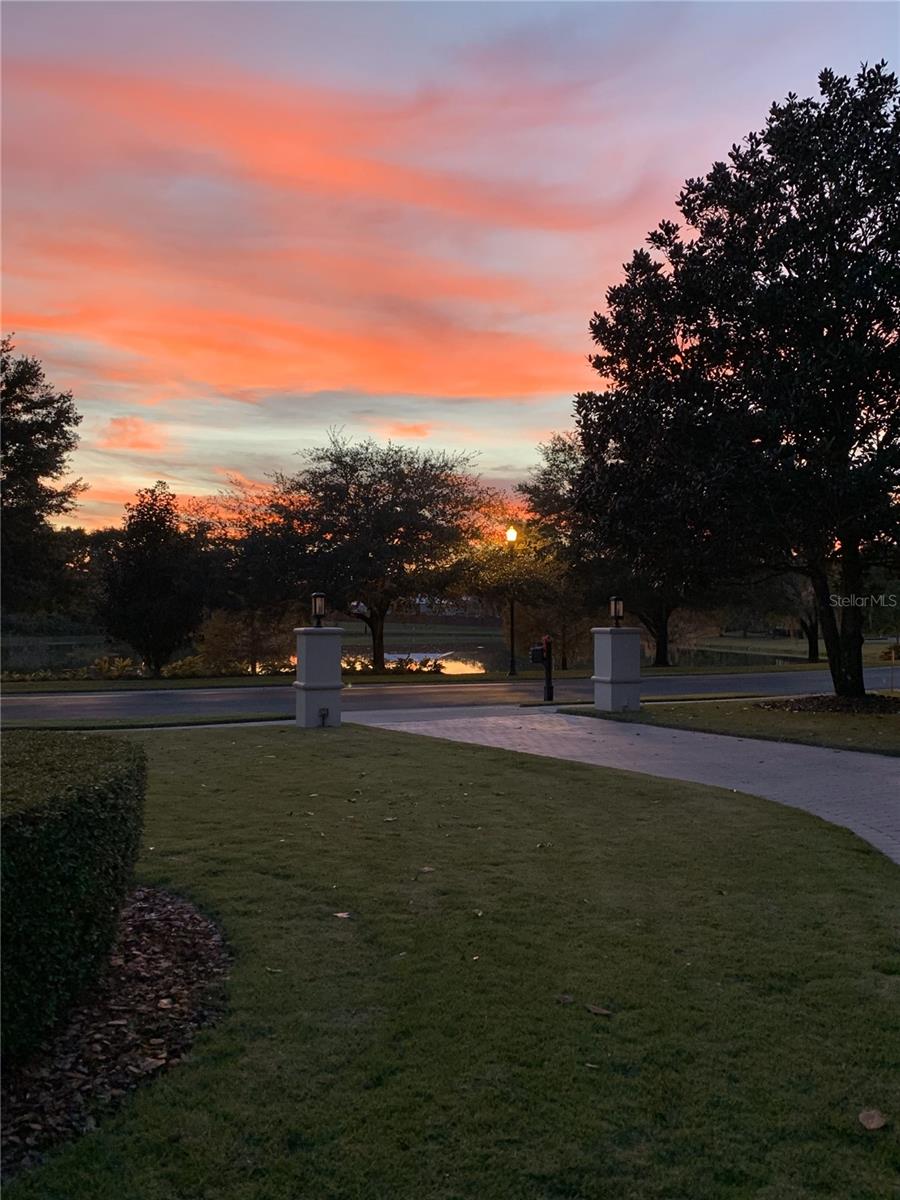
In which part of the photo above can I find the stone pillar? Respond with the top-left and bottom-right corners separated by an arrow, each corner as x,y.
294,627 -> 343,728
591,626 -> 641,712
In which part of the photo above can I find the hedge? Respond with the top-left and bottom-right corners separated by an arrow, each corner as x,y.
1,732 -> 147,1066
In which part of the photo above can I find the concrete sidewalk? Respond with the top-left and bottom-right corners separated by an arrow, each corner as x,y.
347,705 -> 900,864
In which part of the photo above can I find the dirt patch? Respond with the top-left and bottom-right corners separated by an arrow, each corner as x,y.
1,886 -> 229,1179
757,695 -> 900,716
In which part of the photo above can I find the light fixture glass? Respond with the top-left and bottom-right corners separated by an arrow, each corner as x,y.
506,525 -> 518,544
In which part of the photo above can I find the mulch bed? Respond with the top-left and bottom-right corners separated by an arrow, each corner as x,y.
1,886 -> 230,1180
756,695 -> 900,715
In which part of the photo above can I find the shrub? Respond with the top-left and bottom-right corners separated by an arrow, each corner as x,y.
1,732 -> 147,1066
257,657 -> 294,676
88,655 -> 142,680
160,654 -> 210,678
339,653 -> 445,674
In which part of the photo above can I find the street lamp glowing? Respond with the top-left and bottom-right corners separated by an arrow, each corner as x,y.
609,596 -> 624,628
312,593 -> 326,628
506,525 -> 518,544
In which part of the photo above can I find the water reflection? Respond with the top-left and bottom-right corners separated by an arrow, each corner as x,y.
388,651 -> 485,675
431,656 -> 485,675
642,648 -> 801,669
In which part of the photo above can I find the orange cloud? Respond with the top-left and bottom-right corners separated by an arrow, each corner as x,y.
7,299 -> 588,400
377,421 -> 433,439
3,56 -> 662,409
5,62 -> 612,233
97,416 -> 170,452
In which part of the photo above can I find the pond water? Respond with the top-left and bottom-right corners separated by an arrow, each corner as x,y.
644,648 -> 804,669
385,645 -> 809,674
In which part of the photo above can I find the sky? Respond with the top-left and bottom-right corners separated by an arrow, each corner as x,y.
3,0 -> 897,528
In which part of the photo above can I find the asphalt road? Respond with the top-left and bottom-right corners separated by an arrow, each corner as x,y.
1,667 -> 893,723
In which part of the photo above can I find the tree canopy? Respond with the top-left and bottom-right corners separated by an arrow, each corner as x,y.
1,336 -> 85,612
99,483 -> 211,675
272,433 -> 490,670
575,62 -> 900,694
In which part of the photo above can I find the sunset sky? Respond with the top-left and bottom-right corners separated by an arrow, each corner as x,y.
3,1 -> 897,528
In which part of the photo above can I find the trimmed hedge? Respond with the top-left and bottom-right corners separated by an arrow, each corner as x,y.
1,732 -> 146,1066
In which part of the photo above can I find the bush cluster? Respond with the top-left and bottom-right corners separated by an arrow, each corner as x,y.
341,653 -> 445,674
1,655 -> 142,683
1,732 -> 147,1066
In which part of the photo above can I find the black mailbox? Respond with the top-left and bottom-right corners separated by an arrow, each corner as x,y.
529,644 -> 545,664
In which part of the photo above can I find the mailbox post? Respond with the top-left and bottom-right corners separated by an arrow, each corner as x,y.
529,635 -> 554,703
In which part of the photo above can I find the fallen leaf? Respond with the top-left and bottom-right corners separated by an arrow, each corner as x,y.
859,1108 -> 888,1131
334,912 -> 351,919
556,994 -> 575,1006
586,1004 -> 613,1017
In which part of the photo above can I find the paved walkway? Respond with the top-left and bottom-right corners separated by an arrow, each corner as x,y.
347,705 -> 900,864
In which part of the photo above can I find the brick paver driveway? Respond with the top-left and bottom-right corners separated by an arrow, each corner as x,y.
348,705 -> 900,864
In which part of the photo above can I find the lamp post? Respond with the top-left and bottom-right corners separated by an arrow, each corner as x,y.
311,592 -> 326,628
609,596 -> 624,628
506,525 -> 518,677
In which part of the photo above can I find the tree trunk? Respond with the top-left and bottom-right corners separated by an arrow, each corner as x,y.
367,610 -> 386,673
653,618 -> 670,667
809,561 -> 866,697
638,607 -> 672,667
247,611 -> 259,676
798,615 -> 819,663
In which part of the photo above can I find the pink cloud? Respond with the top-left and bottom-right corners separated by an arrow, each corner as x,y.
376,421 -> 433,439
97,415 -> 170,452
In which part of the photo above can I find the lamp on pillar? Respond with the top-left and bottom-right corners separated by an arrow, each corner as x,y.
311,592 -> 326,628
506,525 -> 518,677
294,599 -> 343,728
609,596 -> 624,628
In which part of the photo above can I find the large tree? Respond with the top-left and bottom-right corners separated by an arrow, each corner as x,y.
99,483 -> 210,675
577,63 -> 900,695
272,433 -> 488,670
519,430 -> 690,666
1,337 -> 85,611
182,485 -> 312,674
513,437 -> 603,667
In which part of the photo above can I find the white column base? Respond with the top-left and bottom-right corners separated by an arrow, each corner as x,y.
294,627 -> 343,728
591,626 -> 642,712
293,682 -> 342,728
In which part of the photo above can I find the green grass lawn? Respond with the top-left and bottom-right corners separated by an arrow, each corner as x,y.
698,637 -> 895,666
8,726 -> 899,1200
558,700 -> 900,756
0,714 -> 291,731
